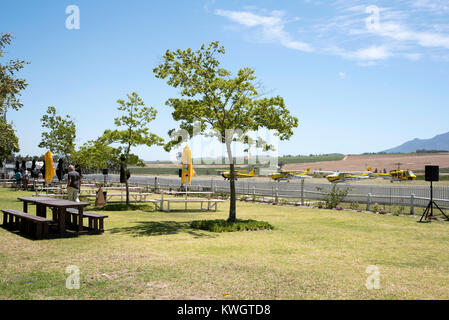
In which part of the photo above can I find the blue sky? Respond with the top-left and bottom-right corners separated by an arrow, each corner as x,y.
1,0 -> 449,161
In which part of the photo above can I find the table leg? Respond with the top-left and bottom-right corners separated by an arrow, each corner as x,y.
59,207 -> 65,234
78,207 -> 83,232
36,204 -> 46,218
23,201 -> 28,213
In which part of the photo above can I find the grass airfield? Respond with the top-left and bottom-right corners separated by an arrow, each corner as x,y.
1,188 -> 449,299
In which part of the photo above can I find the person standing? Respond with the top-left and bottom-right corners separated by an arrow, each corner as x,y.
14,170 -> 22,191
67,165 -> 81,202
21,170 -> 30,191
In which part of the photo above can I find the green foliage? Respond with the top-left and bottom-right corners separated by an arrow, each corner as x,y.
349,202 -> 360,210
0,117 -> 19,165
99,92 -> 164,205
190,219 -> 273,232
38,106 -> 76,161
0,33 -> 29,115
316,185 -> 350,209
278,154 -> 344,164
92,203 -> 155,212
371,203 -> 381,213
154,41 -> 298,221
100,92 -> 164,167
393,206 -> 405,215
72,136 -> 121,170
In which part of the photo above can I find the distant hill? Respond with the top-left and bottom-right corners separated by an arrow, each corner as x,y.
382,132 -> 449,153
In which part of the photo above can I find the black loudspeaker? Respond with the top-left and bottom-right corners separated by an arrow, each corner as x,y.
425,165 -> 439,182
102,169 -> 109,175
178,169 -> 182,178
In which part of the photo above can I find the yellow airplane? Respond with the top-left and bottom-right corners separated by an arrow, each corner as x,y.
326,167 -> 374,183
271,168 -> 312,182
220,169 -> 257,180
372,169 -> 416,182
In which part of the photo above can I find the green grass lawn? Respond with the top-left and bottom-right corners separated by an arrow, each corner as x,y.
1,187 -> 449,299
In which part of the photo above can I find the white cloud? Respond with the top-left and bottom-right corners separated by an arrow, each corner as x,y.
338,71 -> 346,78
412,0 -> 449,12
214,9 -> 314,52
351,45 -> 391,60
327,45 -> 391,64
368,21 -> 449,49
212,2 -> 449,65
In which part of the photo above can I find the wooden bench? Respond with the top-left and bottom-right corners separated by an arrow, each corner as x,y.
66,208 -> 108,233
160,199 -> 224,212
1,209 -> 53,239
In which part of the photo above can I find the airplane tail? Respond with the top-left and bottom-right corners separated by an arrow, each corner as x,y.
250,169 -> 256,176
305,168 -> 311,174
366,166 -> 372,172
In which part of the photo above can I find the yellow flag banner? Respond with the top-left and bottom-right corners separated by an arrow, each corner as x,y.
181,146 -> 194,185
44,151 -> 56,184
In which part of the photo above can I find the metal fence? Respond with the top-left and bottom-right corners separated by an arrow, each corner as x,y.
82,174 -> 449,213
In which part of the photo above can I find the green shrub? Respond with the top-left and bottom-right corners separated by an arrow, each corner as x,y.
316,185 -> 350,209
190,219 -> 274,232
93,203 -> 155,212
371,203 -> 381,213
393,206 -> 405,215
349,202 -> 360,210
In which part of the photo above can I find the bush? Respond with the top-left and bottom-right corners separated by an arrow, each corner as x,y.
349,202 -> 360,210
371,203 -> 381,213
316,185 -> 350,209
93,203 -> 155,212
190,219 -> 274,232
393,206 -> 405,215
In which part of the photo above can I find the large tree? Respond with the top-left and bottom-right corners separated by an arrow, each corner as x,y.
39,106 -> 76,162
154,41 -> 298,222
0,33 -> 28,117
0,117 -> 19,167
100,92 -> 164,204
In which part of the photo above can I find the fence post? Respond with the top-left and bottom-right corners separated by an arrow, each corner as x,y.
275,187 -> 279,204
154,177 -> 158,191
366,193 -> 371,211
300,179 -> 305,206
214,184 -> 217,194
410,193 -> 415,215
252,186 -> 256,201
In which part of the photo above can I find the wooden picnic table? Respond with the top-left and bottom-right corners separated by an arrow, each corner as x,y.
17,197 -> 90,234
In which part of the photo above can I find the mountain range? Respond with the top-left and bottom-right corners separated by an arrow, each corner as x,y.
382,131 -> 449,153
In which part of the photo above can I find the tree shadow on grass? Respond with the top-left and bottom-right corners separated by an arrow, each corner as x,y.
108,221 -> 217,238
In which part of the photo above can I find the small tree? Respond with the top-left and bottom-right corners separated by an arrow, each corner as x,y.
154,41 -> 298,222
101,92 -> 164,204
72,136 -> 121,172
39,106 -> 76,163
316,185 -> 350,209
0,33 -> 29,117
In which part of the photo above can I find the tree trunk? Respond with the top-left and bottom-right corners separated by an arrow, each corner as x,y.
125,177 -> 130,205
226,141 -> 236,222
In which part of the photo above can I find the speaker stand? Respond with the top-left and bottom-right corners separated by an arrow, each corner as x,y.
419,181 -> 449,222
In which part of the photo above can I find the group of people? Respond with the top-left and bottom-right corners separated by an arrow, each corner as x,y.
14,169 -> 31,190
12,163 -> 82,203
